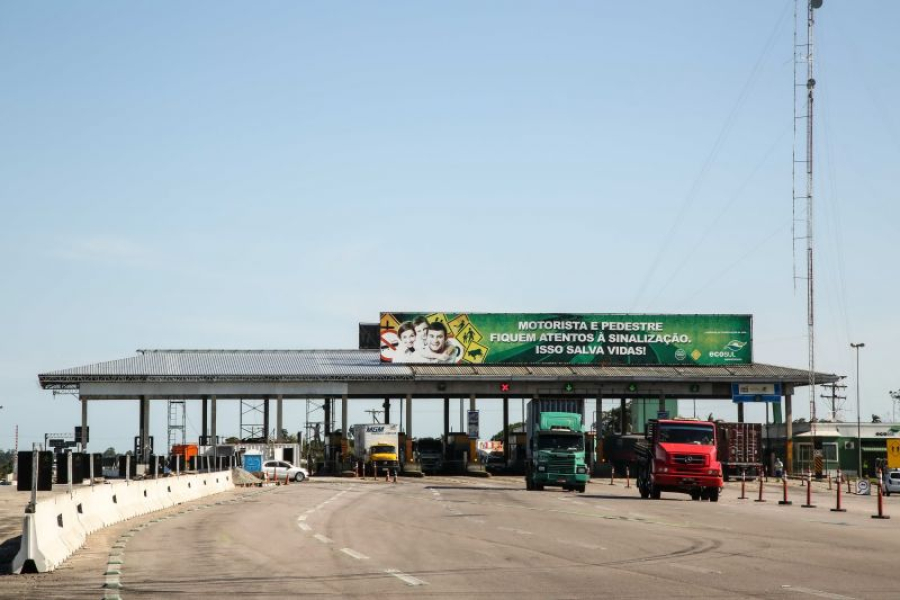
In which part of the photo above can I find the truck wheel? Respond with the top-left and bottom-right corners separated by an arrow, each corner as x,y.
535,483 -> 544,491
709,488 -> 720,502
526,477 -> 533,491
650,485 -> 661,500
576,485 -> 586,494
691,490 -> 701,501
723,472 -> 730,483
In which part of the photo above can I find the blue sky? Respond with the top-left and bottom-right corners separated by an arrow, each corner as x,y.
2,2 -> 898,453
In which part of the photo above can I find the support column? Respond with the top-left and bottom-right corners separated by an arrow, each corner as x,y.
201,396 -> 208,444
468,394 -> 477,464
785,391 -> 793,475
210,395 -> 217,446
263,397 -> 270,442
341,395 -> 349,468
383,397 -> 391,424
443,398 -> 450,437
139,396 -> 150,464
405,394 -> 413,464
737,402 -> 745,423
80,396 -> 88,451
276,395 -> 284,441
324,398 -> 332,436
502,397 -> 510,464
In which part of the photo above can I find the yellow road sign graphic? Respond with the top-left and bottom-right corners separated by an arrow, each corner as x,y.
456,323 -> 483,347
447,314 -> 471,336
691,349 -> 702,361
426,313 -> 450,327
887,439 -> 900,470
464,341 -> 489,364
381,314 -> 400,330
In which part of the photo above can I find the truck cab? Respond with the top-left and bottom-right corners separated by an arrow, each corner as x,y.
636,419 -> 724,501
526,406 -> 590,493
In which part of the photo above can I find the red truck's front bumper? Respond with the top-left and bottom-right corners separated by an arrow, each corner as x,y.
653,472 -> 723,490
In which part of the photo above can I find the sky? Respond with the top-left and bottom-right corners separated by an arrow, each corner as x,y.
1,1 -> 898,454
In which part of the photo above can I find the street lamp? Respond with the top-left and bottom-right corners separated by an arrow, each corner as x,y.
890,390 -> 900,424
851,342 -> 865,476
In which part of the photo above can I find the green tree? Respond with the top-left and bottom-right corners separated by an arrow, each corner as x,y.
492,422 -> 525,441
102,447 -> 117,458
872,414 -> 883,423
600,405 -> 632,435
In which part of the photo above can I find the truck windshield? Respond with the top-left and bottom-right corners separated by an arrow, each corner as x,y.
370,445 -> 394,454
658,425 -> 714,445
537,434 -> 583,451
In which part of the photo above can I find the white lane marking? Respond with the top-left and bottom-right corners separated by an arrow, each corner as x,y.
781,585 -> 855,600
385,568 -> 427,586
672,563 -> 721,575
297,515 -> 307,521
297,523 -> 311,531
497,526 -> 533,536
340,548 -> 370,560
313,534 -> 333,544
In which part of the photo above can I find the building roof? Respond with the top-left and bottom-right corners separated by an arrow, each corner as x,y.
39,349 -> 841,387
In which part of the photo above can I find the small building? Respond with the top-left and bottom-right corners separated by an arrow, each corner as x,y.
763,422 -> 900,477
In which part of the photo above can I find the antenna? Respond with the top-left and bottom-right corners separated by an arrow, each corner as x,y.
793,0 -> 822,432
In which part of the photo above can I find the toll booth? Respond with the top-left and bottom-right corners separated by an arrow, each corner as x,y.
445,432 -> 470,474
509,432 -> 527,475
17,451 -> 54,492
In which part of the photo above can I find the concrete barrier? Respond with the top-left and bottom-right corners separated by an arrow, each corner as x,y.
12,472 -> 234,573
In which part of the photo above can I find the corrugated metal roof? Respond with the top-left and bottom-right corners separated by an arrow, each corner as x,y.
42,350 -> 412,380
39,350 -> 839,386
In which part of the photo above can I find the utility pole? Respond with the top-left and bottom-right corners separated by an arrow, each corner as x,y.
819,381 -> 847,421
364,409 -> 383,424
890,390 -> 900,423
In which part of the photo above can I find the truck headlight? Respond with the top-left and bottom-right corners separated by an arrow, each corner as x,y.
708,469 -> 720,476
576,466 -> 587,474
537,465 -> 546,472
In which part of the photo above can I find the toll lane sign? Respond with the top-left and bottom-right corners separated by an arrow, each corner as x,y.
888,439 -> 900,469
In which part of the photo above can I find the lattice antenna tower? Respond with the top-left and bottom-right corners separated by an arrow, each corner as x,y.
793,0 -> 822,424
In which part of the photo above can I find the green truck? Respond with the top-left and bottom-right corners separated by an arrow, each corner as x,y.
525,398 -> 590,493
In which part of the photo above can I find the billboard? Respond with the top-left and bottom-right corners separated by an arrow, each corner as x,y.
379,313 -> 752,366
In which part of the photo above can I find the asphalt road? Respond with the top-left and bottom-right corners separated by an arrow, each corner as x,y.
4,476 -> 900,599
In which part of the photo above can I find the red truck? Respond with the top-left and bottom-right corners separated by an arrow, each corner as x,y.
635,419 -> 724,502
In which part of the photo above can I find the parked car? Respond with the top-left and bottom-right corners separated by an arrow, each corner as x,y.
261,460 -> 309,483
882,469 -> 900,496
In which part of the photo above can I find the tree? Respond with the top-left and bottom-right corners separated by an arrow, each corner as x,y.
872,414 -> 883,423
102,447 -> 117,458
600,404 -> 632,435
492,422 -> 525,441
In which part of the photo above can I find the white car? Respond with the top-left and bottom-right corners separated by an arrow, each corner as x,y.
882,469 -> 900,496
261,460 -> 309,483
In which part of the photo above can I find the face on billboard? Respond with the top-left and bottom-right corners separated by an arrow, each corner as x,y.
427,329 -> 446,352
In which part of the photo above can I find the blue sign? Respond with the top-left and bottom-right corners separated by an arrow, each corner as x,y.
731,383 -> 782,403
243,454 -> 263,472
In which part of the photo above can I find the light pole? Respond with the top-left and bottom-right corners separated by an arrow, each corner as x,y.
851,342 -> 865,476
890,390 -> 900,424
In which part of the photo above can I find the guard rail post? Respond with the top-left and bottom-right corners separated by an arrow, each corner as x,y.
739,470 -> 747,500
778,476 -> 792,505
872,476 -> 890,520
831,470 -> 846,512
802,471 -> 816,508
755,467 -> 766,502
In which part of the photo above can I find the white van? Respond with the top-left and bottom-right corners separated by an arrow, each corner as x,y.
882,469 -> 900,496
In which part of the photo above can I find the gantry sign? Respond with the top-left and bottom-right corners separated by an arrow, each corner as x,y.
380,313 -> 752,367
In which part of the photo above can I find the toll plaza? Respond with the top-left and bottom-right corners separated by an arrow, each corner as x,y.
37,313 -> 840,477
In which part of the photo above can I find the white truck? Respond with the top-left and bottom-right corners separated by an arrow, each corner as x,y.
352,423 -> 400,476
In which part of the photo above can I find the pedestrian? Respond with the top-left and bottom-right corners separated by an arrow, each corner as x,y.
775,457 -> 784,478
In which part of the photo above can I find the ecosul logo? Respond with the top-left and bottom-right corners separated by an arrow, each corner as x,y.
709,340 -> 746,359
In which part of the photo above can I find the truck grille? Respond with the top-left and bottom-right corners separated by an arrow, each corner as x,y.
548,456 -> 575,474
673,454 -> 707,467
